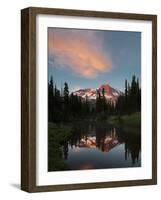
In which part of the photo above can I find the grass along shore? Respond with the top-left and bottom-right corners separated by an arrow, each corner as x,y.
48,123 -> 72,171
108,112 -> 141,127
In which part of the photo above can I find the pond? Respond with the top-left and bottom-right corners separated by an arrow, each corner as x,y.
61,121 -> 141,170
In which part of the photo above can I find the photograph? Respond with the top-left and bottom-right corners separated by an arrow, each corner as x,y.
48,27 -> 141,171
21,7 -> 157,192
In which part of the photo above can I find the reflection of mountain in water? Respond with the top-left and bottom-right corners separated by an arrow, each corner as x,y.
76,128 -> 118,153
61,122 -> 141,169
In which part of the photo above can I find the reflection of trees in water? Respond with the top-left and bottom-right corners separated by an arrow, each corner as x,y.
115,127 -> 141,165
124,132 -> 140,165
62,122 -> 141,165
95,123 -> 118,152
62,141 -> 68,160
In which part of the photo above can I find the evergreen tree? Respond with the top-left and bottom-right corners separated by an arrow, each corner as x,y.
102,88 -> 107,114
63,82 -> 69,121
48,76 -> 54,122
64,82 -> 69,102
116,75 -> 141,115
96,90 -> 101,113
53,84 -> 62,122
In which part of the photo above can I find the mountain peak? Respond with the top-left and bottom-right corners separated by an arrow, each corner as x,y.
73,83 -> 122,102
99,83 -> 111,93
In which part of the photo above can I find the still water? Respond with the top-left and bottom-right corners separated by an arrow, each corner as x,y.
61,122 -> 141,170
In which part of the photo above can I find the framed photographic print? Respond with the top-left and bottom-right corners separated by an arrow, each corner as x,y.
21,7 -> 157,192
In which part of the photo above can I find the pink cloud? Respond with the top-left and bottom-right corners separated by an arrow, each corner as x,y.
48,29 -> 111,79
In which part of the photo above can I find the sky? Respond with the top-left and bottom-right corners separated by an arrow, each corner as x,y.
48,28 -> 141,92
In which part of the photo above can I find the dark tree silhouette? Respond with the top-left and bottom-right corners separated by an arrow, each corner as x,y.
63,82 -> 69,121
116,75 -> 141,115
48,76 -> 54,122
48,75 -> 141,123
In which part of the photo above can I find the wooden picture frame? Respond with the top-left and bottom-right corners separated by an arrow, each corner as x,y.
21,7 -> 157,192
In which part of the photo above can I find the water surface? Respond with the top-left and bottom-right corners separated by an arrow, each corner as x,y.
61,122 -> 141,170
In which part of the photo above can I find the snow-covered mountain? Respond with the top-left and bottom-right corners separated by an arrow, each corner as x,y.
73,84 -> 123,103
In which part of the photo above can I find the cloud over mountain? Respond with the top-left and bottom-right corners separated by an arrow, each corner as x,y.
48,28 -> 111,79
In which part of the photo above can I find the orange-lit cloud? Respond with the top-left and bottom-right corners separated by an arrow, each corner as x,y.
48,29 -> 111,79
